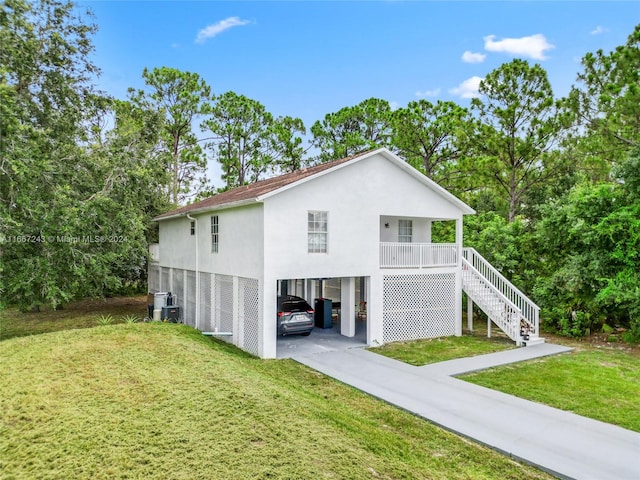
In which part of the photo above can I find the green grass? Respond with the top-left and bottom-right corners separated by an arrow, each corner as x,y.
462,349 -> 640,433
0,296 -> 147,340
0,322 -> 551,479
370,334 -> 515,366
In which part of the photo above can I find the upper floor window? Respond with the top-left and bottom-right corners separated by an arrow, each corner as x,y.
308,211 -> 328,253
190,220 -> 195,236
211,215 -> 219,253
398,219 -> 413,243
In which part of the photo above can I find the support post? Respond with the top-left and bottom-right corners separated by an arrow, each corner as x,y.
454,217 -> 463,337
340,277 -> 356,337
368,274 -> 384,346
261,278 -> 277,359
467,296 -> 474,332
488,317 -> 492,338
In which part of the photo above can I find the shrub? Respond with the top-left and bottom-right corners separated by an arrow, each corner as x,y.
96,314 -> 114,326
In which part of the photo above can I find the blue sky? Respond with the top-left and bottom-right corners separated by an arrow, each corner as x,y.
78,1 -> 638,184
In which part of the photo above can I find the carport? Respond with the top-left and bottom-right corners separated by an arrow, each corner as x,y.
277,321 -> 367,359
276,277 -> 368,359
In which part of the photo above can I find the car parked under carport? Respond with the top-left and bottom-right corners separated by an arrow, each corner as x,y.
277,295 -> 314,336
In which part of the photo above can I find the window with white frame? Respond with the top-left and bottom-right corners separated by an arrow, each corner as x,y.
398,219 -> 413,243
190,220 -> 195,236
211,215 -> 219,253
308,211 -> 328,253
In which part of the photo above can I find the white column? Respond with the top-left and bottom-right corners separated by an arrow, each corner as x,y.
454,217 -> 463,336
340,277 -> 356,337
467,295 -> 474,332
261,277 -> 278,359
368,274 -> 384,346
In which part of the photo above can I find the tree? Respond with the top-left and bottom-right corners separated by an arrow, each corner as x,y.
0,0 -> 101,308
568,24 -> 640,177
471,59 -> 571,222
201,91 -> 275,188
268,115 -> 307,173
129,67 -> 211,205
0,0 -> 173,310
531,148 -> 640,338
310,98 -> 392,163
390,100 -> 475,193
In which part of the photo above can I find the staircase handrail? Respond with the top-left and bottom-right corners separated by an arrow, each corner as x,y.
463,247 -> 539,335
462,258 -> 522,316
462,257 -> 523,341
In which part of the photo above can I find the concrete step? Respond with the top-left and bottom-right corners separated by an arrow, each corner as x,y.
522,336 -> 545,347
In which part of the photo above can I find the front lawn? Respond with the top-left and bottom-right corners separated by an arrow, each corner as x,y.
0,322 -> 550,479
462,348 -> 640,432
371,334 -> 515,366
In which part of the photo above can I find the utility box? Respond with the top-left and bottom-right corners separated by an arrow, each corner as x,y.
161,306 -> 180,323
314,298 -> 332,329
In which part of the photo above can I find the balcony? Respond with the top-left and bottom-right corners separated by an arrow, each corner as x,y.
380,242 -> 459,269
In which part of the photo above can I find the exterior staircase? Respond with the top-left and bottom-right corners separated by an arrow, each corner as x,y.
462,248 -> 544,347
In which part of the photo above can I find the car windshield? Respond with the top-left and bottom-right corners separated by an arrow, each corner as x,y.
280,299 -> 311,312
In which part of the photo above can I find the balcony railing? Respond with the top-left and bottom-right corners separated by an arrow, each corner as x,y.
380,242 -> 459,268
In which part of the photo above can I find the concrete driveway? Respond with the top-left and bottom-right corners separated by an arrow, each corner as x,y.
276,324 -> 366,359
293,344 -> 640,480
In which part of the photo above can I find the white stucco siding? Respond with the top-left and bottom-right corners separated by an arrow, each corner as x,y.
262,153 -> 464,281
197,204 -> 264,279
158,217 -> 197,271
157,204 -> 264,280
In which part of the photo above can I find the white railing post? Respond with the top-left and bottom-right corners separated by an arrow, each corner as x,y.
462,247 -> 540,340
380,242 -> 458,269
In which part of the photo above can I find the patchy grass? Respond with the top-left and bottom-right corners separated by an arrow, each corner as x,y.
370,333 -> 515,366
462,348 -> 640,433
0,296 -> 148,340
0,323 -> 551,479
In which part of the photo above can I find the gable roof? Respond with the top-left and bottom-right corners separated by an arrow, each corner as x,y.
153,148 -> 474,221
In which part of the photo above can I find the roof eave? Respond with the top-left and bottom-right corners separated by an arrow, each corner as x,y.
152,198 -> 260,222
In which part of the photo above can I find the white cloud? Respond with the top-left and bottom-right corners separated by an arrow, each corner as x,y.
449,76 -> 483,99
462,51 -> 486,63
389,101 -> 400,111
195,17 -> 251,44
591,25 -> 608,35
483,33 -> 554,60
415,88 -> 441,98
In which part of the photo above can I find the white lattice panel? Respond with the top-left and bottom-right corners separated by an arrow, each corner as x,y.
172,269 -> 185,322
383,273 -> 456,343
185,270 -> 197,327
160,267 -> 171,292
148,264 -> 160,293
215,275 -> 234,341
239,277 -> 260,356
199,272 -> 213,332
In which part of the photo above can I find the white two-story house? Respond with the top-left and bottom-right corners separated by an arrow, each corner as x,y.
149,148 -> 541,359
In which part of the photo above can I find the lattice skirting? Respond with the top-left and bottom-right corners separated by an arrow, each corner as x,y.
148,266 -> 261,355
383,273 -> 456,343
239,277 -> 260,356
148,264 -> 160,294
